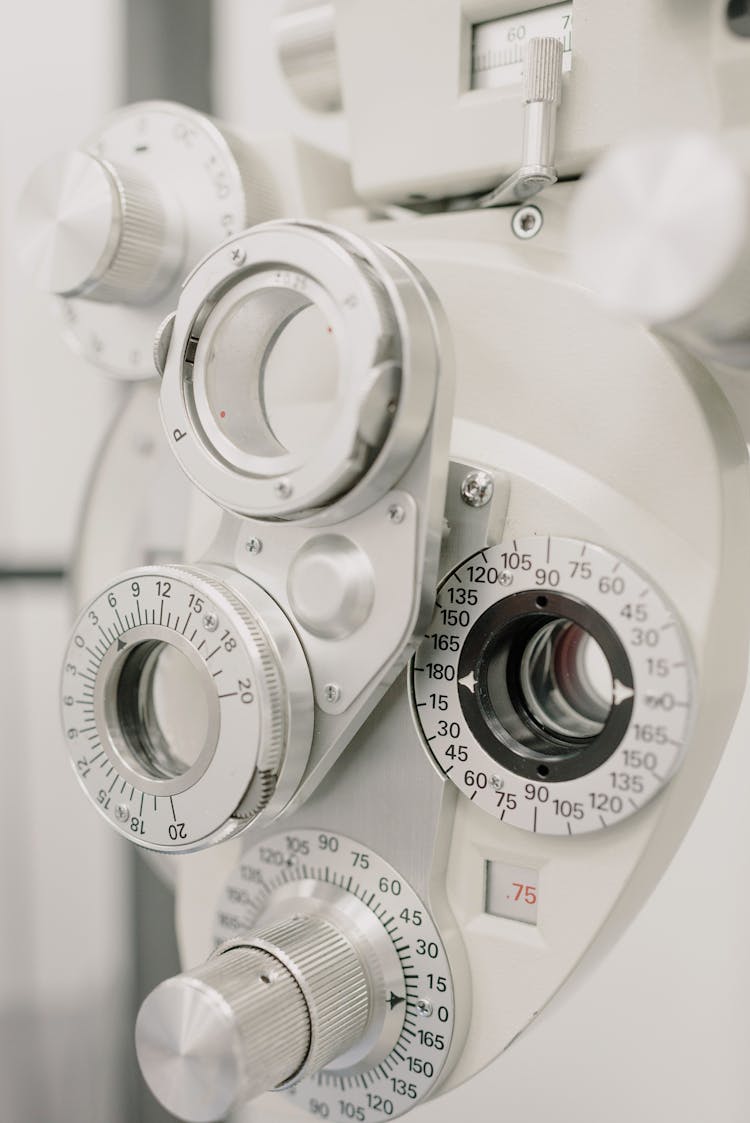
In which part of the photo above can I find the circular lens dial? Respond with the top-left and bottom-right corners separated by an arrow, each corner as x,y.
213,828 -> 456,1119
161,221 -> 441,519
411,537 -> 695,835
61,565 -> 313,850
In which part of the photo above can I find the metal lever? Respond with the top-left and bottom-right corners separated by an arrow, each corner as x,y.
480,36 -> 564,208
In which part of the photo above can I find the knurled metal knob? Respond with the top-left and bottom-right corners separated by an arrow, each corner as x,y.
16,150 -> 182,305
135,914 -> 371,1122
568,131 -> 750,365
275,1 -> 342,112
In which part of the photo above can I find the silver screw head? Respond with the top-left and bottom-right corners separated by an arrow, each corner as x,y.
512,204 -> 543,240
490,774 -> 504,793
203,611 -> 219,632
230,245 -> 246,267
460,470 -> 494,508
387,504 -> 405,524
275,479 -> 293,499
416,999 -> 433,1017
245,537 -> 263,555
323,683 -> 341,704
115,804 -> 129,823
498,570 -> 513,587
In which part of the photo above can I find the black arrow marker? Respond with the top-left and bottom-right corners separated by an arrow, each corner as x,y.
387,992 -> 405,1009
117,638 -> 126,651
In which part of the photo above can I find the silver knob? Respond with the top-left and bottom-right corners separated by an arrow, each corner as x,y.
568,131 -> 750,367
16,150 -> 181,305
136,915 -> 371,1122
275,1 -> 342,112
14,101 -> 251,379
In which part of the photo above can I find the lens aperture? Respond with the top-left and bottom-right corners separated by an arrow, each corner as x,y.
115,640 -> 214,781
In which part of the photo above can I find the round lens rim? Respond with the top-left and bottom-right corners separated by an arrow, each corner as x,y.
457,590 -> 634,784
98,625 -> 222,797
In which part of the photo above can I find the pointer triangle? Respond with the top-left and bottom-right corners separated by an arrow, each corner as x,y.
613,679 -> 634,705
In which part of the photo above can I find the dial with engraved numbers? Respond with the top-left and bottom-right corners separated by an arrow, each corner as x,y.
211,828 -> 456,1121
60,565 -> 313,851
411,536 -> 695,835
17,100 -> 248,378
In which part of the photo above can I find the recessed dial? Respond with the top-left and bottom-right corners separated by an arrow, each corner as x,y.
60,565 -> 313,850
411,537 -> 695,835
17,100 -> 248,379
212,828 -> 456,1120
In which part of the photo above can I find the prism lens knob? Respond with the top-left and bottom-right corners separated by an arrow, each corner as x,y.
160,221 -> 442,519
135,915 -> 371,1123
60,565 -> 313,851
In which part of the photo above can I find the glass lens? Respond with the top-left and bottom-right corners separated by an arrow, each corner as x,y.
518,620 -> 612,740
115,641 -> 212,780
484,616 -> 614,750
203,291 -> 339,460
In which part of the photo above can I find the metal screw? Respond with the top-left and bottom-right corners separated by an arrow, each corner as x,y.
490,774 -> 504,793
245,537 -> 263,555
203,612 -> 219,632
387,504 -> 405,524
512,204 -> 543,240
498,570 -> 513,587
323,683 -> 341,704
416,999 -> 433,1018
275,479 -> 293,499
230,245 -> 246,267
460,470 -> 494,508
115,804 -> 129,823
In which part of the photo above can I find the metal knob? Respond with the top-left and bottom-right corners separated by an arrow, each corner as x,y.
568,131 -> 750,367
16,150 -> 182,305
135,915 -> 371,1122
275,0 -> 342,112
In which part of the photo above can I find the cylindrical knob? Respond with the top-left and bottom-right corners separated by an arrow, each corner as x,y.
136,915 -> 371,1122
275,1 -> 342,112
16,150 -> 182,305
568,132 -> 750,366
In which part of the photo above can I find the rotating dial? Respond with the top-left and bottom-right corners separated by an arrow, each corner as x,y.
17,101 -> 248,378
209,829 -> 456,1120
411,536 -> 695,835
137,913 -> 370,1123
60,565 -> 313,850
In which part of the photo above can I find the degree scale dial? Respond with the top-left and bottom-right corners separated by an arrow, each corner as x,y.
60,566 -> 313,850
412,536 -> 695,835
205,829 -> 456,1121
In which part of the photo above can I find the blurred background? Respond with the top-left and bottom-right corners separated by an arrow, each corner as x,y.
2,2 -> 748,1120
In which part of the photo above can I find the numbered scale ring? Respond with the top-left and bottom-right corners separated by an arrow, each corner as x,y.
61,565 -> 313,851
411,536 -> 696,835
214,829 -> 456,1120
